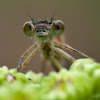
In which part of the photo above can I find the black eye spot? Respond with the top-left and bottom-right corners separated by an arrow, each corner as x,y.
56,25 -> 60,30
29,24 -> 32,30
51,20 -> 64,36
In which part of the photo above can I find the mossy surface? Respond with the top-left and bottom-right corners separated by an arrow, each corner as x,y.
0,58 -> 100,100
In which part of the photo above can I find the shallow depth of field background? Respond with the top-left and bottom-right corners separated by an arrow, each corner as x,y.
0,0 -> 100,72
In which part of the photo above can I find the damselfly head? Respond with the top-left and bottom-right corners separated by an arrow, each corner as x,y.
23,19 -> 64,37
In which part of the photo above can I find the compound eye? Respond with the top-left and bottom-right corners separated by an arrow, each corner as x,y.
51,20 -> 64,36
23,21 -> 35,37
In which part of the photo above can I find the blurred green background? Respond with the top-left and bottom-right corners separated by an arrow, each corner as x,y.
0,0 -> 100,72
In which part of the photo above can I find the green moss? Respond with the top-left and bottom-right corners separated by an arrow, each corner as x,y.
0,58 -> 100,100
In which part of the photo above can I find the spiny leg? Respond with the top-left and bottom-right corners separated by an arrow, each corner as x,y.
49,55 -> 63,71
51,46 -> 76,63
54,41 -> 94,59
17,45 -> 40,71
18,43 -> 37,67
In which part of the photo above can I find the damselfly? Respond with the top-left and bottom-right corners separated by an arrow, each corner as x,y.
17,16 -> 93,72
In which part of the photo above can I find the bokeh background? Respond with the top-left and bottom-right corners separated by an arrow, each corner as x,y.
0,0 -> 100,73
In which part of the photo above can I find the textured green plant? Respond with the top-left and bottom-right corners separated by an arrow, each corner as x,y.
0,58 -> 100,100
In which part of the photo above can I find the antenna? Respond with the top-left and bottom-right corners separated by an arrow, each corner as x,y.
50,12 -> 56,23
26,13 -> 34,21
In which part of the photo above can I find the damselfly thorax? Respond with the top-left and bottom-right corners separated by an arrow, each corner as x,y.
17,17 -> 94,72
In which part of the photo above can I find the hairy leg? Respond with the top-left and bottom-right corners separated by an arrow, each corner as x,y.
17,44 -> 40,71
18,43 -> 37,65
54,41 -> 94,59
51,46 -> 76,63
